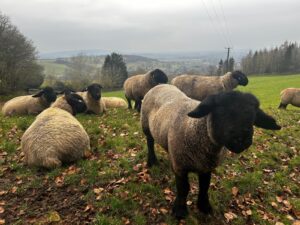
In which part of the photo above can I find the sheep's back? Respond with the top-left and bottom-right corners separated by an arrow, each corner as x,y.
102,97 -> 127,108
51,96 -> 73,114
124,74 -> 151,100
21,108 -> 90,167
2,95 -> 44,116
280,88 -> 300,106
171,75 -> 224,101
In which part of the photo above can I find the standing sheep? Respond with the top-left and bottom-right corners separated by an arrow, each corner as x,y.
77,83 -> 106,114
101,97 -> 127,109
21,91 -> 89,169
141,84 -> 281,219
171,71 -> 248,101
124,69 -> 168,112
278,88 -> 300,109
1,87 -> 57,116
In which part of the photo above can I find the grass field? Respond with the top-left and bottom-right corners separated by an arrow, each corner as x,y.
0,75 -> 299,224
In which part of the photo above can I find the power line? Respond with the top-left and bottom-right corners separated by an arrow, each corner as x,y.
217,0 -> 234,47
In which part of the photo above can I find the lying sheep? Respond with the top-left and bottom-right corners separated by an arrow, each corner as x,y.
1,87 -> 57,116
141,84 -> 280,219
124,69 -> 168,112
101,97 -> 127,109
171,71 -> 248,101
21,91 -> 89,169
278,88 -> 300,109
51,90 -> 87,115
77,83 -> 106,114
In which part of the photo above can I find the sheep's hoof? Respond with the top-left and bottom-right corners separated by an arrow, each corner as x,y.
198,202 -> 213,214
172,204 -> 188,219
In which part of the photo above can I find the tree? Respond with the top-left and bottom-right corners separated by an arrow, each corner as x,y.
63,53 -> 95,90
217,59 -> 224,75
101,53 -> 128,88
0,11 -> 44,94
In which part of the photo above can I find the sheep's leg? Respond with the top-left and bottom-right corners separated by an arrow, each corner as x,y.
278,103 -> 287,109
126,96 -> 132,109
146,134 -> 158,167
43,157 -> 62,169
136,100 -> 142,112
172,173 -> 190,219
197,172 -> 212,214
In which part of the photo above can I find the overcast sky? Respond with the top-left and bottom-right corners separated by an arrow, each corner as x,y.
1,0 -> 300,54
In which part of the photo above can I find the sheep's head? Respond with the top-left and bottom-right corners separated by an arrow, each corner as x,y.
150,69 -> 168,85
65,90 -> 87,115
32,87 -> 57,103
84,83 -> 102,101
231,71 -> 248,86
188,91 -> 281,153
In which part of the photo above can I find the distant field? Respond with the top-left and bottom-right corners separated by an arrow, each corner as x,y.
238,74 -> 300,109
38,59 -> 68,77
0,75 -> 299,224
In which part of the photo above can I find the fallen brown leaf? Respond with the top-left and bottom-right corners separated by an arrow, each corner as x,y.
232,186 -> 239,197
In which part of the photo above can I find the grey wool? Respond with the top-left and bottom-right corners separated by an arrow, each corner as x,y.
171,71 -> 248,101
141,84 -> 280,219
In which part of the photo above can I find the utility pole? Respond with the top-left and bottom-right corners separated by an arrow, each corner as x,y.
225,47 -> 231,72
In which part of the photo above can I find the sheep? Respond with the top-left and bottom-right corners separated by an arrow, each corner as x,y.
124,69 -> 168,112
1,87 -> 57,116
278,88 -> 300,109
141,84 -> 281,219
51,90 -> 87,115
77,83 -> 106,114
21,91 -> 89,169
171,71 -> 248,101
101,97 -> 127,109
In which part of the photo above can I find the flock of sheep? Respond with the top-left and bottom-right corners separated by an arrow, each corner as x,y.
1,69 -> 299,219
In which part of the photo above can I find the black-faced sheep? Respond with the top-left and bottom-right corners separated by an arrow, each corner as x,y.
1,87 -> 57,116
171,71 -> 248,101
124,69 -> 168,112
77,83 -> 106,114
101,97 -> 127,109
278,88 -> 300,109
141,84 -> 281,219
21,91 -> 89,169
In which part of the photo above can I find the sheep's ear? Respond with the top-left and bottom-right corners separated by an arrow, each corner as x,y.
32,90 -> 44,97
187,95 -> 215,118
254,108 -> 281,130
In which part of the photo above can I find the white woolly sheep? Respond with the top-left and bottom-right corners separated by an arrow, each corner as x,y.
141,84 -> 281,219
101,97 -> 127,109
278,88 -> 300,109
1,87 -> 57,116
21,92 -> 89,169
171,71 -> 248,101
123,69 -> 168,112
77,83 -> 106,114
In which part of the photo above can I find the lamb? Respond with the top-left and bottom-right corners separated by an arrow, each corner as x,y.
101,97 -> 127,109
141,84 -> 281,219
278,88 -> 300,109
171,71 -> 248,101
124,69 -> 168,112
21,91 -> 89,169
1,87 -> 57,116
77,83 -> 106,114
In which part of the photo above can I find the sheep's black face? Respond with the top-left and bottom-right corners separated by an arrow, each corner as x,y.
87,83 -> 102,101
187,91 -> 281,153
66,93 -> 87,115
232,71 -> 248,86
32,87 -> 57,103
212,104 -> 256,153
43,87 -> 57,103
151,69 -> 168,84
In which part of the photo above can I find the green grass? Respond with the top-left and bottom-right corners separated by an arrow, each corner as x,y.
0,74 -> 299,224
